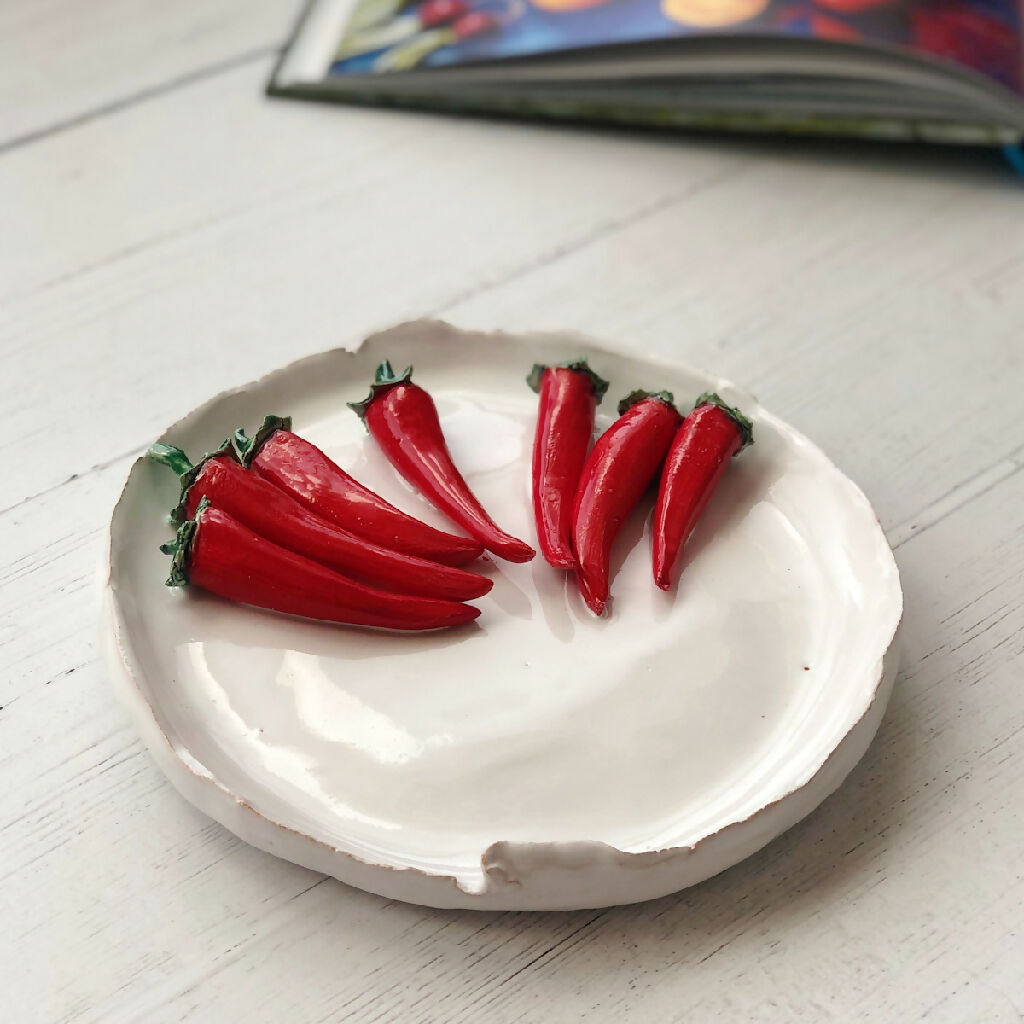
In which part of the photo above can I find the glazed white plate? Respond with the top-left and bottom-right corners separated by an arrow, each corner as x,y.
105,321 -> 902,910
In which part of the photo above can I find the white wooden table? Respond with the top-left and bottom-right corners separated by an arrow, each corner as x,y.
3,3 -> 1024,1021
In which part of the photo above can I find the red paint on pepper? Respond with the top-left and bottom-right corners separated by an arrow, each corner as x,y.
163,500 -> 480,631
351,363 -> 536,563
149,443 -> 491,602
527,360 -> 608,569
572,391 -> 682,615
652,393 -> 753,591
236,417 -> 483,566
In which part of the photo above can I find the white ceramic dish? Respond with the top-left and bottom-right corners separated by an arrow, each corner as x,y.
104,321 -> 902,911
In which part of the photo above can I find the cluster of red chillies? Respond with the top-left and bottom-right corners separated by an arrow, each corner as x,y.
529,360 -> 753,615
150,360 -> 536,632
151,355 -> 751,630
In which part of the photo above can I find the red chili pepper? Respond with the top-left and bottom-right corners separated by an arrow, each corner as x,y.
148,442 -> 492,602
350,362 -> 536,563
652,393 -> 754,591
161,497 -> 480,631
527,359 -> 608,569
572,391 -> 682,615
235,416 -> 483,567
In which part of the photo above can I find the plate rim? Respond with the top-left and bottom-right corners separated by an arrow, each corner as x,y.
103,318 -> 904,910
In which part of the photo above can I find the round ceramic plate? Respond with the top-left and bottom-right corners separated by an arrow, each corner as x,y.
104,320 -> 902,911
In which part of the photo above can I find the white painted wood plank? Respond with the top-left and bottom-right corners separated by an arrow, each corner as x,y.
0,459 -> 330,1023
4,59 -> 1021,530
4,73 -> 1023,534
0,0 -> 294,147
0,58 -> 745,508
3,449 -> 1022,1022
440,149 -> 1024,533
4,15 -> 1024,1022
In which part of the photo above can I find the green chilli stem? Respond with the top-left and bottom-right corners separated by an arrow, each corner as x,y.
694,392 -> 754,450
148,443 -> 194,477
525,358 -> 610,403
160,495 -> 210,587
348,359 -> 414,420
617,389 -> 676,416
148,439 -> 235,523
234,414 -> 293,467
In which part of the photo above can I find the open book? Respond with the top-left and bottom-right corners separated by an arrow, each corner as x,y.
270,0 -> 1024,148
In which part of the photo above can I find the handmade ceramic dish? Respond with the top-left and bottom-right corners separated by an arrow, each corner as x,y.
104,320 -> 902,910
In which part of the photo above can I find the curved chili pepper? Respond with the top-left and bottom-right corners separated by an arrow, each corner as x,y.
161,498 -> 480,631
527,359 -> 608,569
350,362 -> 536,563
235,416 -> 483,566
148,443 -> 492,602
572,391 -> 682,615
652,393 -> 753,591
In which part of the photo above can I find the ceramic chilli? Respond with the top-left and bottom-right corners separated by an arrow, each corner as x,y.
235,415 -> 484,566
350,361 -> 536,563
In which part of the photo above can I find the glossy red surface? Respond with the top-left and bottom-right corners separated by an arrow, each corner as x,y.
188,506 -> 480,631
652,403 -> 743,591
572,397 -> 681,614
365,382 -> 536,563
251,429 -> 483,565
185,457 -> 491,601
531,367 -> 597,570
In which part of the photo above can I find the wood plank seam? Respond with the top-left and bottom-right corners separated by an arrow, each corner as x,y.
424,160 -> 753,320
889,444 -> 1024,549
0,445 -> 146,518
1,178 -> 761,512
0,46 -> 278,158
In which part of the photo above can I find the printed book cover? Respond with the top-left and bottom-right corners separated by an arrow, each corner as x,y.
329,0 -> 1021,88
270,0 -> 1024,159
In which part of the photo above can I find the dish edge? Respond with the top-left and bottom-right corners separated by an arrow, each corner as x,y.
102,319 -> 904,910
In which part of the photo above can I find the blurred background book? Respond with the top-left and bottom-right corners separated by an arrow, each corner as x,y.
271,0 -> 1024,152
